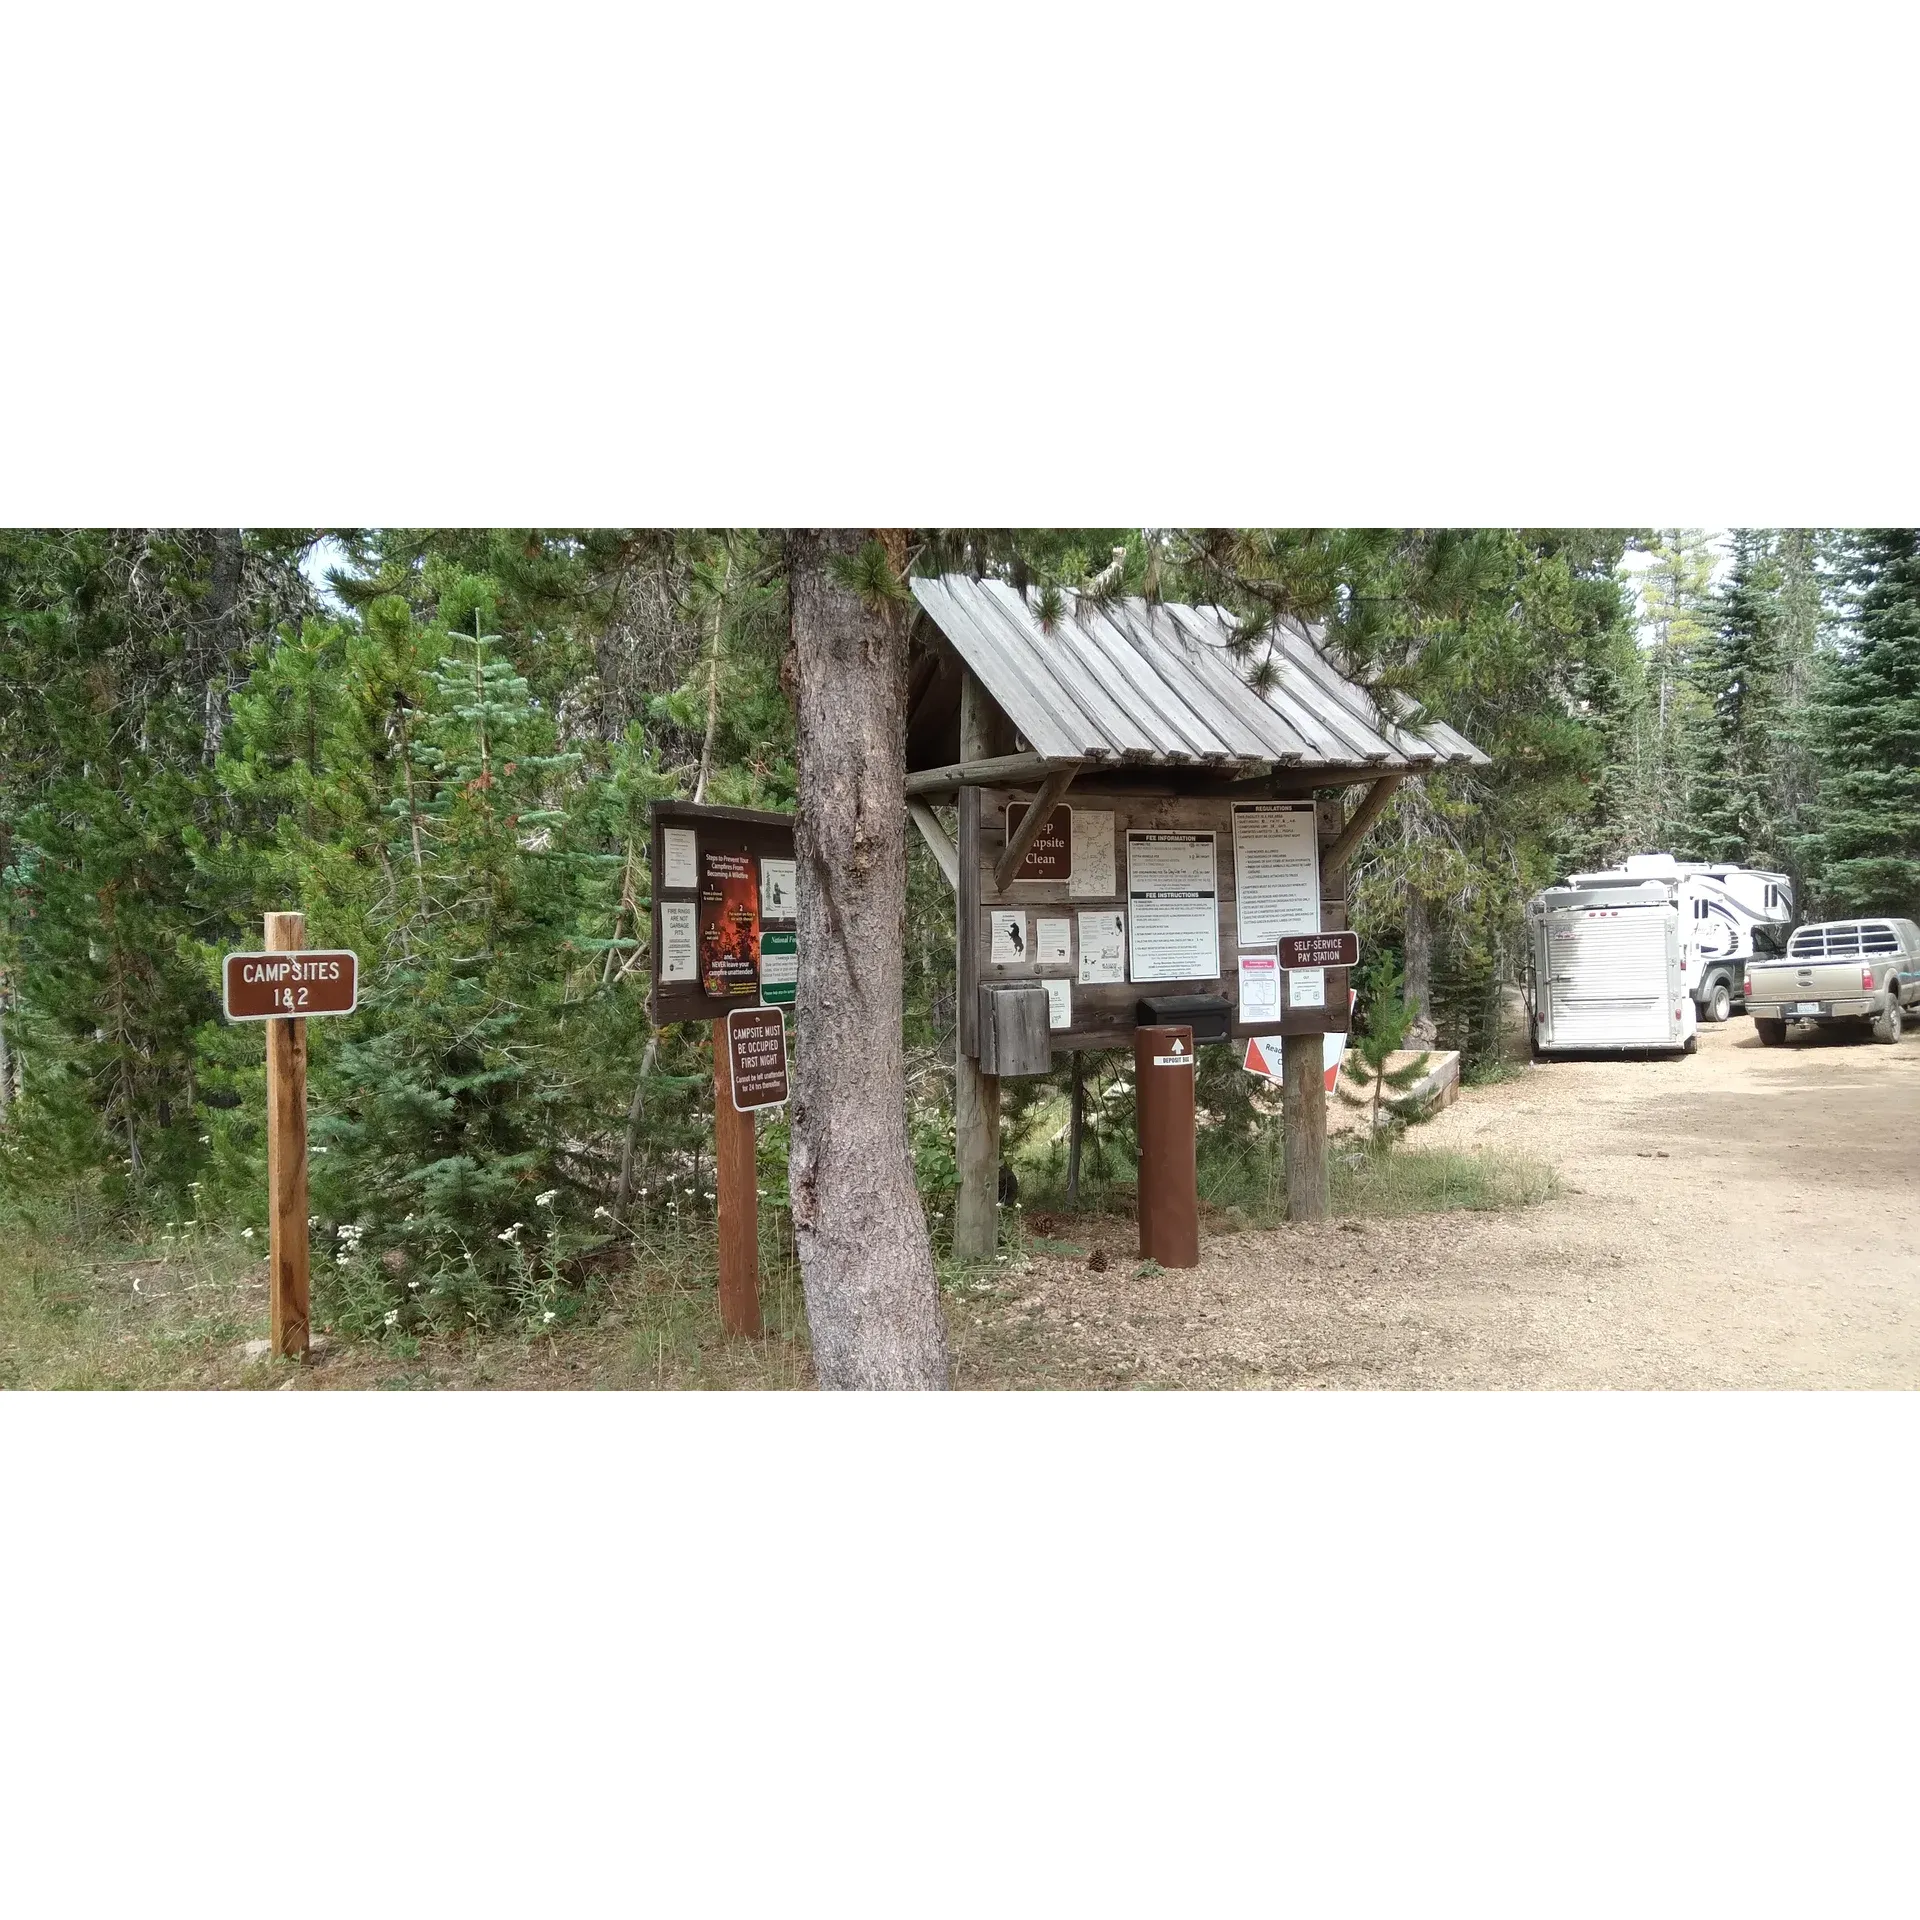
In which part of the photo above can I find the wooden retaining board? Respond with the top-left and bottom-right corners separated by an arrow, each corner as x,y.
958,786 -> 1349,1057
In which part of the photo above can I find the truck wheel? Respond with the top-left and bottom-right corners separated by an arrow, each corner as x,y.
1755,1018 -> 1787,1047
1872,996 -> 1904,1044
1705,979 -> 1732,1023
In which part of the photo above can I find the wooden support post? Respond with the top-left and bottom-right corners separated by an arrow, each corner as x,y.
1322,773 -> 1403,877
952,668 -> 1003,1263
711,1018 -> 763,1337
1065,1049 -> 1086,1209
1134,1026 -> 1199,1267
264,910 -> 310,1358
1281,1030 -> 1329,1222
907,798 -> 959,889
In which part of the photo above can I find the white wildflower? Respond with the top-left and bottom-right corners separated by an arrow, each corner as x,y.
383,1308 -> 399,1328
542,1310 -> 556,1324
592,1205 -> 612,1221
241,1227 -> 255,1240
534,1189 -> 558,1209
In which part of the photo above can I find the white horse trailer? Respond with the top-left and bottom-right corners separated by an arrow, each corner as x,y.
1525,878 -> 1697,1057
1563,855 -> 1793,1022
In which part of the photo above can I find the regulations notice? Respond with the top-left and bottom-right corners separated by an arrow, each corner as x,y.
1232,802 -> 1320,946
1125,831 -> 1219,983
726,1006 -> 789,1111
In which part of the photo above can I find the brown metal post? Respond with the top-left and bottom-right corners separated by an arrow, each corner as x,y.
264,911 -> 310,1358
1134,1025 -> 1199,1268
711,1018 -> 763,1336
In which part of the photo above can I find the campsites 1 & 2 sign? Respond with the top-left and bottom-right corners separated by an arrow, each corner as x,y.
223,950 -> 359,1020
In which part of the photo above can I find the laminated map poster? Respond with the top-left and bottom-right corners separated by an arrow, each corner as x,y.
699,848 -> 761,998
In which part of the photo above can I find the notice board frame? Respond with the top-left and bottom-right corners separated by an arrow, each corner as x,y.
649,799 -> 798,1027
957,782 -> 1351,1058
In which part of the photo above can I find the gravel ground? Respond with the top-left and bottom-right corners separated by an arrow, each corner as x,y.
951,1018 -> 1920,1389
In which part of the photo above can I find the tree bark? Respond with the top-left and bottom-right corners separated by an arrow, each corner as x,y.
787,530 -> 949,1389
1403,885 -> 1433,1035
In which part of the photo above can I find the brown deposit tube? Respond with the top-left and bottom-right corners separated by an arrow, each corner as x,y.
1134,1025 -> 1200,1268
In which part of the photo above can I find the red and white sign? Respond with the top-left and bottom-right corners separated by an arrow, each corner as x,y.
224,950 -> 359,1021
1241,990 -> 1357,1092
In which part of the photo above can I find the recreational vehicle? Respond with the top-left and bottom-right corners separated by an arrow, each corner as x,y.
1562,855 -> 1793,1021
1525,876 -> 1696,1056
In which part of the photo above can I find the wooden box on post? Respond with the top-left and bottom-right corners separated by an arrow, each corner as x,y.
977,983 -> 1052,1077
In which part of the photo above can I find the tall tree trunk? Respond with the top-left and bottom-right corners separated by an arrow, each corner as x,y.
0,977 -> 12,1120
1403,886 -> 1433,1036
787,529 -> 949,1389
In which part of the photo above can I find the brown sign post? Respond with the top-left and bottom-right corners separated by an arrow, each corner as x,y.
1278,931 -> 1360,970
650,801 -> 798,1339
224,948 -> 358,1020
1134,1025 -> 1200,1268
225,916 -> 361,1359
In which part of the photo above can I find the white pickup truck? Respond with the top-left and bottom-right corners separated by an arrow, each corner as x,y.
1743,918 -> 1920,1046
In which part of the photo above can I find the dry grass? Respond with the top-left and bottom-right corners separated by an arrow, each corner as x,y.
2,1144 -> 1556,1391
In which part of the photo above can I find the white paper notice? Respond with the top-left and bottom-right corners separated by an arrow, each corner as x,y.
1078,911 -> 1125,984
1288,966 -> 1327,1010
660,900 -> 697,981
1126,831 -> 1220,982
1044,978 -> 1072,1030
1069,810 -> 1116,898
1238,951 -> 1280,1020
990,911 -> 1028,964
759,858 -> 797,919
1232,802 -> 1320,946
662,827 -> 698,892
1035,917 -> 1072,966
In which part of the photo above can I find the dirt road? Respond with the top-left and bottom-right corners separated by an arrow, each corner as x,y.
956,1019 -> 1920,1389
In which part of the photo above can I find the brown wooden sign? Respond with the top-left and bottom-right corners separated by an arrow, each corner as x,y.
1278,931 -> 1359,970
651,800 -> 798,1027
726,1006 -> 789,1112
224,949 -> 358,1021
1005,801 -> 1072,881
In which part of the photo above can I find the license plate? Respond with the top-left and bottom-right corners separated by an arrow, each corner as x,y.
1792,1001 -> 1823,1016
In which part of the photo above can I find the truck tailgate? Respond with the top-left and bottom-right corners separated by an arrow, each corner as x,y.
1748,959 -> 1874,1016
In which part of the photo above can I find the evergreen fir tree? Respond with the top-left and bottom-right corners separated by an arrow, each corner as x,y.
1687,528 -> 1782,863
1809,530 -> 1920,917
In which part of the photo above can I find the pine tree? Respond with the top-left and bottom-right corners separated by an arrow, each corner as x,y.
1688,529 -> 1782,863
311,617 -> 602,1329
1809,530 -> 1920,918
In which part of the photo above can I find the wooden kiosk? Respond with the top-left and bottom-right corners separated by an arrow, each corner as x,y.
901,575 -> 1487,1261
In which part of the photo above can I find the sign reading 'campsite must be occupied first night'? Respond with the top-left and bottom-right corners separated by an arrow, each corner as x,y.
223,950 -> 359,1020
